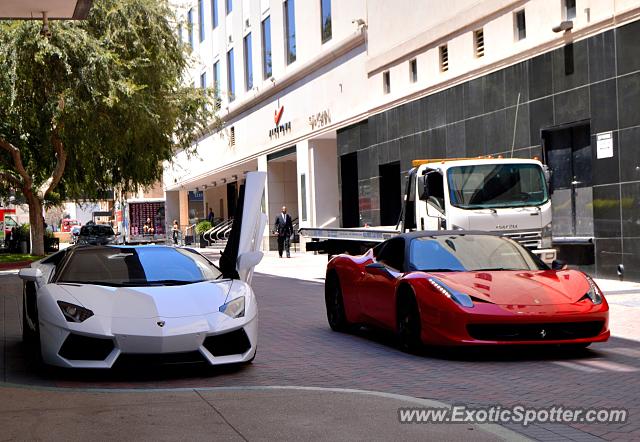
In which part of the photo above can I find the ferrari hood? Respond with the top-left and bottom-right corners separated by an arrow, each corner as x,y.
430,269 -> 591,305
56,280 -> 233,318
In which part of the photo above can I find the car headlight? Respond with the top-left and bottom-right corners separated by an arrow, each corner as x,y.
57,301 -> 94,322
581,276 -> 603,305
428,278 -> 474,308
219,296 -> 245,318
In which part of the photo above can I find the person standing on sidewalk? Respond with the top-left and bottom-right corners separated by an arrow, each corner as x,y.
273,206 -> 293,258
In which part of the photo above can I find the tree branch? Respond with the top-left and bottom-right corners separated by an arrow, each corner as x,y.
41,124 -> 67,198
0,137 -> 32,189
0,170 -> 23,187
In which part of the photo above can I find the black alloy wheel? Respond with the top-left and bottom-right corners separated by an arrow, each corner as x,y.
325,274 -> 350,332
398,294 -> 422,354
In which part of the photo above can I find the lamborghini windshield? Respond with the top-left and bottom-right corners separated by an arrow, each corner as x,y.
447,163 -> 548,209
408,235 -> 545,272
55,246 -> 222,286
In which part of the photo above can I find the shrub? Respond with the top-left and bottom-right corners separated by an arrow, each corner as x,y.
196,220 -> 212,235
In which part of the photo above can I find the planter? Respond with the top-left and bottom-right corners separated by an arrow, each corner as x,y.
199,234 -> 208,248
19,241 -> 29,254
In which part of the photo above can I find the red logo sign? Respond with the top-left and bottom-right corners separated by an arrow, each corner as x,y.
274,106 -> 284,125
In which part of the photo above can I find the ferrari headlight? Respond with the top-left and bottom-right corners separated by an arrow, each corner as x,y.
57,301 -> 94,322
428,278 -> 474,308
219,296 -> 245,318
582,276 -> 603,305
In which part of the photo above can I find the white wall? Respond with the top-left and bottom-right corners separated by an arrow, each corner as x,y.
309,138 -> 339,228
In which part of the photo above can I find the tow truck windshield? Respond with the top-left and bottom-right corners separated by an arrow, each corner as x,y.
447,163 -> 548,209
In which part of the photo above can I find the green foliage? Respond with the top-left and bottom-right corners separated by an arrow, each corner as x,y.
0,0 -> 219,201
17,223 -> 30,240
196,220 -> 212,235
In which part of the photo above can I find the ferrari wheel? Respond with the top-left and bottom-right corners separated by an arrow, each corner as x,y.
325,274 -> 350,332
397,292 -> 422,354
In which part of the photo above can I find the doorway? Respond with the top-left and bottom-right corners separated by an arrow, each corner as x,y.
227,182 -> 238,218
542,123 -> 593,239
340,153 -> 359,227
379,162 -> 402,227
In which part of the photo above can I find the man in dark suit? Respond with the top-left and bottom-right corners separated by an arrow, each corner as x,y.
273,206 -> 293,258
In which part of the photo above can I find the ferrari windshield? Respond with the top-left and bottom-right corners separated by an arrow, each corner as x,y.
56,246 -> 222,286
447,163 -> 548,209
408,235 -> 544,272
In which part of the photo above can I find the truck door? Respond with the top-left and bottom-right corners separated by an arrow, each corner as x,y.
417,169 -> 446,231
543,124 -> 593,240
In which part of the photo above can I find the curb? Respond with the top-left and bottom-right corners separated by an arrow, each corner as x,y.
0,260 -> 32,271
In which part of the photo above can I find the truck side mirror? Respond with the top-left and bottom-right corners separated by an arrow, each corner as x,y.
417,175 -> 429,200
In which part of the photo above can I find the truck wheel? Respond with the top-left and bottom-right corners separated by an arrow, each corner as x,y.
325,274 -> 351,332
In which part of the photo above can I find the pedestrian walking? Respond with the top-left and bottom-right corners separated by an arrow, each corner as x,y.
273,206 -> 293,258
172,219 -> 180,245
207,208 -> 215,224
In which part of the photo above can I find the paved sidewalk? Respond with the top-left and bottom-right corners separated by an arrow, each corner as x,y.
0,385 -> 521,441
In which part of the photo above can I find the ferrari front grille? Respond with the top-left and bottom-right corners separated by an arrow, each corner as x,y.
203,328 -> 251,356
467,321 -> 605,341
59,334 -> 115,360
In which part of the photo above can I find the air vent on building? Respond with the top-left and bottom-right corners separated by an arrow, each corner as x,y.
474,29 -> 484,58
245,18 -> 250,28
409,58 -> 417,83
230,126 -> 236,147
439,45 -> 449,72
228,35 -> 233,44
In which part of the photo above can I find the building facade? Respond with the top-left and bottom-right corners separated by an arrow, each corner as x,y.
165,0 -> 640,279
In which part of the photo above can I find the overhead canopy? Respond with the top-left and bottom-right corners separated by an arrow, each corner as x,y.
0,0 -> 92,20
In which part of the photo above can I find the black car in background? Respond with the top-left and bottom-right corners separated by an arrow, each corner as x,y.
76,224 -> 117,245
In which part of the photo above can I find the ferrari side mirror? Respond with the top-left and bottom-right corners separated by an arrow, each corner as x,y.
551,259 -> 567,270
365,262 -> 395,279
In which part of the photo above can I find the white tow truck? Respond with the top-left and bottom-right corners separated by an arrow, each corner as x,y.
301,157 -> 557,264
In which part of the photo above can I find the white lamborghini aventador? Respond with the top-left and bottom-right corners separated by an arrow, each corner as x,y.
19,172 -> 267,368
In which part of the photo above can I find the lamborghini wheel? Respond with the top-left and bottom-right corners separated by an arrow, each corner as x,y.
325,273 -> 350,332
397,290 -> 422,354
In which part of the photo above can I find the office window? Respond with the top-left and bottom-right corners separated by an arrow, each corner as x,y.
187,8 -> 194,48
382,70 -> 390,94
212,0 -> 218,28
213,61 -> 221,98
409,58 -> 417,83
198,0 -> 205,42
200,71 -> 207,89
284,0 -> 296,64
515,10 -> 526,40
564,0 -> 576,20
227,48 -> 235,101
474,28 -> 484,57
320,0 -> 332,44
226,0 -> 232,14
230,126 -> 235,146
439,44 -> 449,72
262,16 -> 272,79
244,33 -> 253,90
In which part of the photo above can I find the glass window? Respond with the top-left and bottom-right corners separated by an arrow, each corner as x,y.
200,71 -> 207,89
564,0 -> 576,20
213,60 -> 221,98
300,174 -> 307,221
515,10 -> 526,40
79,225 -> 115,237
321,0 -> 332,43
373,237 -> 405,271
409,235 -> 543,272
227,48 -> 235,101
212,0 -> 218,28
447,164 -> 548,209
187,8 -> 194,48
261,16 -> 272,79
409,59 -> 417,83
284,0 -> 296,64
226,0 -> 232,14
198,0 -> 205,41
244,32 -> 253,90
56,247 -> 222,286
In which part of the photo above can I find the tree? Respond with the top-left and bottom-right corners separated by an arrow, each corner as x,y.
0,0 -> 217,255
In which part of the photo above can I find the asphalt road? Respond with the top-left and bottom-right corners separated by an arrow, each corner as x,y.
1,271 -> 639,441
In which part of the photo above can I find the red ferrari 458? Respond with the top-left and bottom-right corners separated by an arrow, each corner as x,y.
325,232 -> 609,352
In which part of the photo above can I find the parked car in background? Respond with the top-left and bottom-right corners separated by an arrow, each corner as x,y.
76,224 -> 117,245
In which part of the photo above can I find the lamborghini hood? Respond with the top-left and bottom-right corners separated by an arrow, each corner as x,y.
56,280 -> 233,318
429,269 -> 591,305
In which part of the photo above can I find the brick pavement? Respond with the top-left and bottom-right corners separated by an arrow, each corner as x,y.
1,267 -> 639,441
